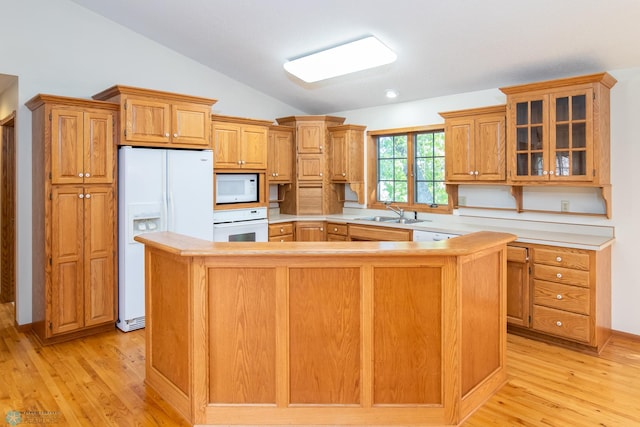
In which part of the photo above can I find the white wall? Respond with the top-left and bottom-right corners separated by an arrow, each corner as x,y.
0,0 -> 304,325
332,68 -> 640,335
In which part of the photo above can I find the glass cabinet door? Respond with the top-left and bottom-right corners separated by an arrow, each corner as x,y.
513,96 -> 548,180
550,89 -> 593,181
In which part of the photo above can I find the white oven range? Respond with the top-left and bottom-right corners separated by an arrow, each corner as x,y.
213,207 -> 268,242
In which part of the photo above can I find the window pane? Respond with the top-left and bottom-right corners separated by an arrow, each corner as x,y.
415,181 -> 432,204
414,130 -> 446,206
378,159 -> 394,181
433,181 -> 448,205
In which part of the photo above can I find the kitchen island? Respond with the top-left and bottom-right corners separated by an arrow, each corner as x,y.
134,231 -> 515,426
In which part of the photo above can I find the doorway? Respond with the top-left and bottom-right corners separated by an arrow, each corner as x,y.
0,112 -> 16,303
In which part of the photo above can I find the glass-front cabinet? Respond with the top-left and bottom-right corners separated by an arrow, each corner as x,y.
502,73 -> 615,185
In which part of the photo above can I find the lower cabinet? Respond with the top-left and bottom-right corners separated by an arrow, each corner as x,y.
507,242 -> 611,353
506,245 -> 530,327
295,221 -> 326,241
269,222 -> 294,242
348,224 -> 412,241
327,222 -> 348,241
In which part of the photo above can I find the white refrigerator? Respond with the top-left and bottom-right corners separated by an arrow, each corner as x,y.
117,146 -> 214,331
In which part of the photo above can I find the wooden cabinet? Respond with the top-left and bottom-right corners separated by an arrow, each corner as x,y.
326,222 -> 348,241
440,105 -> 506,182
295,221 -> 326,241
275,116 -> 346,215
268,222 -> 294,242
506,244 -> 530,327
348,224 -> 411,241
27,95 -> 119,345
328,124 -> 366,182
212,115 -> 272,170
93,85 -> 216,149
267,125 -> 294,183
507,242 -> 611,353
500,73 -> 616,184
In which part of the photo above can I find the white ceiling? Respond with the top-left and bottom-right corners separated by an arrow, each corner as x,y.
69,0 -> 640,114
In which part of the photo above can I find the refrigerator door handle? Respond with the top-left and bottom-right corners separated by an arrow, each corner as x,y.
165,152 -> 175,232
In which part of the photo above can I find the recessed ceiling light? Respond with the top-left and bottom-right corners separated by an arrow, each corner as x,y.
385,89 -> 399,99
284,36 -> 397,83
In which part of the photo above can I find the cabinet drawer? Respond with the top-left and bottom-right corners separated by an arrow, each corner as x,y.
348,224 -> 412,242
533,247 -> 590,270
327,223 -> 348,236
269,234 -> 294,242
533,280 -> 590,315
533,263 -> 589,288
532,305 -> 590,343
507,246 -> 528,263
269,222 -> 294,237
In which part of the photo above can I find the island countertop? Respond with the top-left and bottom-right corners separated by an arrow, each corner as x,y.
135,230 -> 515,426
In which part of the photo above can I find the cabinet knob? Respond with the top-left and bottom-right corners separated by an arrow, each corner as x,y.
319,146 -> 323,151
549,171 -> 555,175
556,321 -> 563,327
173,133 -> 178,138
78,194 -> 84,199
556,294 -> 563,300
474,171 -> 479,175
78,173 -> 84,178
85,172 -> 90,178
280,228 -> 284,233
543,171 -> 548,175
242,160 -> 246,165
319,172 -> 323,177
280,239 -> 284,242
469,171 -> 474,175
275,173 -> 279,176
237,160 -> 242,165
165,132 -> 170,137
342,172 -> 346,176
556,273 -> 562,279
320,227 -> 324,231
333,227 -> 338,232
85,193 -> 91,199
556,256 -> 562,262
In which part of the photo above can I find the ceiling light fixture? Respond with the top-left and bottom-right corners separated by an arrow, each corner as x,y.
284,36 -> 397,83
385,89 -> 399,99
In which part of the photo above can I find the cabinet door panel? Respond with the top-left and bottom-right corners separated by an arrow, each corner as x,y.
51,109 -> 84,185
297,154 -> 323,181
172,103 -> 211,146
51,187 -> 84,334
125,98 -> 171,144
268,130 -> 293,182
84,111 -> 114,184
84,186 -> 116,326
445,119 -> 475,181
241,126 -> 268,169
297,123 -> 323,153
213,123 -> 242,168
329,130 -> 348,181
475,115 -> 505,180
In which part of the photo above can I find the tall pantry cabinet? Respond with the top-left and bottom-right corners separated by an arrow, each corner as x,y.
27,95 -> 119,345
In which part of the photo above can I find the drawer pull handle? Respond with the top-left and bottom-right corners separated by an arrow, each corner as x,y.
280,228 -> 284,233
556,321 -> 563,327
333,227 -> 338,232
556,256 -> 562,262
556,294 -> 563,300
556,273 -> 562,279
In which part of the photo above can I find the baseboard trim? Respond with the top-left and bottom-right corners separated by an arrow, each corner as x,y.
611,329 -> 640,342
15,321 -> 32,334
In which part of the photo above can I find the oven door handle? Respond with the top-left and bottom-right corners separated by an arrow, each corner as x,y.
213,219 -> 268,228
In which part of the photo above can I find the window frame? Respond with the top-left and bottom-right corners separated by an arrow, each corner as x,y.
367,124 -> 453,214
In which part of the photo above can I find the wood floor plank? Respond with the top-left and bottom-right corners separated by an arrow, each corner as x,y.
2,302 -> 640,426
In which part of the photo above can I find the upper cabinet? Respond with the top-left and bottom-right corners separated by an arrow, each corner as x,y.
211,115 -> 272,170
328,124 -> 366,183
93,85 -> 216,149
268,125 -> 294,183
440,105 -> 506,182
500,73 -> 617,185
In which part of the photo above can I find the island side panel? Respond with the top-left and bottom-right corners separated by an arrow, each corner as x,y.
144,248 -> 192,422
208,267 -> 277,404
372,266 -> 443,405
289,267 -> 361,405
459,246 -> 508,418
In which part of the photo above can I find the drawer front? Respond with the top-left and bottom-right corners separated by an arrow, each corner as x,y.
533,247 -> 590,270
533,263 -> 589,288
507,246 -> 528,263
269,222 -> 294,237
269,234 -> 294,242
532,305 -> 590,343
327,223 -> 348,236
533,280 -> 590,315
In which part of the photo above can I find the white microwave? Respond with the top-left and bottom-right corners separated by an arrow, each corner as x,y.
215,173 -> 259,204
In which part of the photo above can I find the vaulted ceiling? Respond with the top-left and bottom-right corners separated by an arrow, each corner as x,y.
69,0 -> 640,114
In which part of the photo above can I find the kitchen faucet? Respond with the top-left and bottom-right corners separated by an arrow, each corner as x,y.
385,202 -> 405,219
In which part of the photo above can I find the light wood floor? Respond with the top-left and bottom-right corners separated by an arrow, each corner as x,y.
2,301 -> 639,426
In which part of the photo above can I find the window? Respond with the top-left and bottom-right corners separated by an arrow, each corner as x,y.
368,125 -> 450,213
